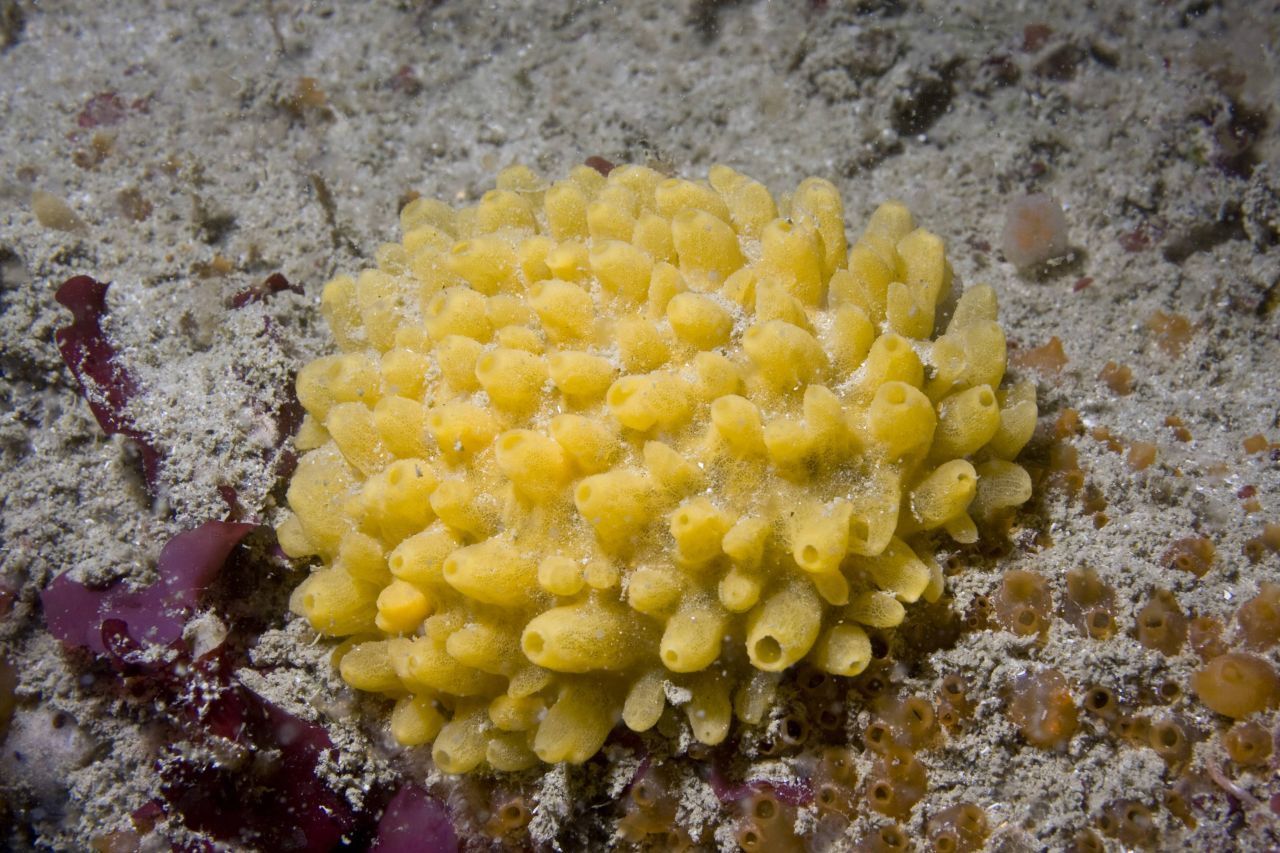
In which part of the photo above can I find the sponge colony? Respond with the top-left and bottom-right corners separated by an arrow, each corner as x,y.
277,162 -> 1038,772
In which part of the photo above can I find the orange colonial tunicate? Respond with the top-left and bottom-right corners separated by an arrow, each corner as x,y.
1192,652 -> 1280,718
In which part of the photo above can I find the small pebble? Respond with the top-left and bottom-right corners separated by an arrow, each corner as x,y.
1001,193 -> 1068,268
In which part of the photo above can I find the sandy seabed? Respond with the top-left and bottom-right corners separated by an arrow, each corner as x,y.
1,1 -> 1278,850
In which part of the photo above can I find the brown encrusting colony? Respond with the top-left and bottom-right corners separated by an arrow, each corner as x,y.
0,1 -> 1279,851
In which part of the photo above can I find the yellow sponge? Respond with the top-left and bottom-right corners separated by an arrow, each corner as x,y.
279,163 -> 1036,771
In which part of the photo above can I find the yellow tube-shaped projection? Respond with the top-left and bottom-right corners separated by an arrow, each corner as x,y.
522,599 -> 649,672
746,581 -> 822,671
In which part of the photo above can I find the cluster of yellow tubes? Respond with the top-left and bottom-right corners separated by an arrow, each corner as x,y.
276,162 -> 1036,772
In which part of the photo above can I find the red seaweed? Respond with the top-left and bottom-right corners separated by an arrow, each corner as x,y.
131,800 -> 164,833
159,685 -> 364,852
217,483 -> 244,520
54,275 -> 162,491
40,310 -> 456,848
41,520 -> 395,850
585,156 -> 615,176
42,520 -> 256,656
230,271 -> 303,309
0,577 -> 15,619
1119,225 -> 1152,253
77,91 -> 127,128
370,784 -> 459,853
707,764 -> 814,807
